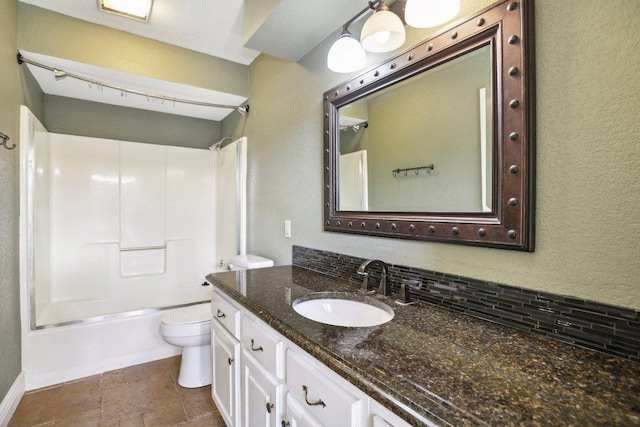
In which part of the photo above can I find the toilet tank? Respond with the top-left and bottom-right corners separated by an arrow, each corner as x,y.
225,254 -> 274,270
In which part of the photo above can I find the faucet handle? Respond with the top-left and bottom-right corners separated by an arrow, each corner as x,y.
395,282 -> 413,305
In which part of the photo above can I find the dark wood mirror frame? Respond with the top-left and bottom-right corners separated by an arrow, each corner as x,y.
323,0 -> 535,251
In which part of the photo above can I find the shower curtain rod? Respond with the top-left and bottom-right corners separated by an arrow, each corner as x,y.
17,53 -> 249,115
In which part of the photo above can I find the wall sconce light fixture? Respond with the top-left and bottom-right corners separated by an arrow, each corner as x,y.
327,29 -> 367,73
327,0 -> 460,73
360,0 -> 406,53
404,0 -> 460,28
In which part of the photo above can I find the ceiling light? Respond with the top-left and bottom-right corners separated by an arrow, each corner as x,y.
404,0 -> 460,28
360,0 -> 406,53
328,31 -> 367,73
98,0 -> 153,22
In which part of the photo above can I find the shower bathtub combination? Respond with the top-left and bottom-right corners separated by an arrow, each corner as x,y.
18,106 -> 246,389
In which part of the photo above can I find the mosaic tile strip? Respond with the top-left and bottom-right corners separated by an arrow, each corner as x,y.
292,246 -> 640,362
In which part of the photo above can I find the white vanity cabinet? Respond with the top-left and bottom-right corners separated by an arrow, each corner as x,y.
210,286 -> 414,427
211,319 -> 241,427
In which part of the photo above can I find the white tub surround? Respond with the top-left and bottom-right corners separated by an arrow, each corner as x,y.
19,106 -> 248,389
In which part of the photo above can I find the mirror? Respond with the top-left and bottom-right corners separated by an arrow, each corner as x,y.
323,0 -> 535,251
338,44 -> 493,213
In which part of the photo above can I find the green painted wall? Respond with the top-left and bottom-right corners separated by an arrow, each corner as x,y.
227,0 -> 640,309
45,95 -> 220,149
0,0 -> 23,403
21,65 -> 45,121
340,47 -> 492,212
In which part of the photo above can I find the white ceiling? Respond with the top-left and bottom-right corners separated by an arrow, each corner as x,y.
20,0 -> 261,65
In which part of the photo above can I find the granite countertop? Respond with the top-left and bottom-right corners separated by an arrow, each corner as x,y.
206,266 -> 640,427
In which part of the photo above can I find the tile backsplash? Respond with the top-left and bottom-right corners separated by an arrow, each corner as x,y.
292,245 -> 640,362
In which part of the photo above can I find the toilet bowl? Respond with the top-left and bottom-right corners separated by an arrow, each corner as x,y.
159,303 -> 212,388
160,254 -> 273,388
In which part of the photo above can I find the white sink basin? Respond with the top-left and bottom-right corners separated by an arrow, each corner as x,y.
292,292 -> 394,327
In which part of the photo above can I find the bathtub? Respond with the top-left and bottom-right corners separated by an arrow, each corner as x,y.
19,107 -> 246,390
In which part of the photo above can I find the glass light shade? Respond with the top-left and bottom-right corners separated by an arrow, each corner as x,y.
404,0 -> 460,28
99,0 -> 153,21
327,33 -> 367,73
360,9 -> 406,53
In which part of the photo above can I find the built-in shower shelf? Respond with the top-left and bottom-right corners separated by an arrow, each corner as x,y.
120,245 -> 166,252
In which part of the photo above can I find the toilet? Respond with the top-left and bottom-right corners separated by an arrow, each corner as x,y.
224,253 -> 274,270
159,303 -> 213,388
159,254 -> 273,388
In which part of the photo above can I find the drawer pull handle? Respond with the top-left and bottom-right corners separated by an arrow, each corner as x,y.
216,309 -> 226,318
281,421 -> 290,427
228,357 -> 234,365
251,339 -> 264,352
266,402 -> 274,413
302,385 -> 326,408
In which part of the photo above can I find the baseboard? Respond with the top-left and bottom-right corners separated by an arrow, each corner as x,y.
0,371 -> 25,427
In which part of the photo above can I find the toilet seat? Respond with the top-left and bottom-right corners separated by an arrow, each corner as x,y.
161,303 -> 211,325
160,304 -> 211,337
158,303 -> 213,388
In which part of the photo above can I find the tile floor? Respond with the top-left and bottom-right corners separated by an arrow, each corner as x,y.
9,356 -> 226,427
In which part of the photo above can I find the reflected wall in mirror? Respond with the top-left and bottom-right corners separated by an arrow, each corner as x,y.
324,0 -> 535,251
338,44 -> 493,213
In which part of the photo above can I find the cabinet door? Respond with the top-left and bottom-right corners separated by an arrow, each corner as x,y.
283,392 -> 324,427
241,351 -> 279,427
212,320 -> 240,427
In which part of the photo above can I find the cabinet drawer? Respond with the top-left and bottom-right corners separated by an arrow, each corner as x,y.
241,315 -> 282,377
369,399 -> 415,427
211,290 -> 240,338
286,348 -> 361,427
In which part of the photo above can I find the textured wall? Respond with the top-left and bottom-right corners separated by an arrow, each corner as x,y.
358,48 -> 491,212
0,0 -> 23,402
45,95 -> 220,149
227,0 -> 640,309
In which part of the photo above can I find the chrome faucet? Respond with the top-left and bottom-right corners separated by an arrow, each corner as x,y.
356,259 -> 391,296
